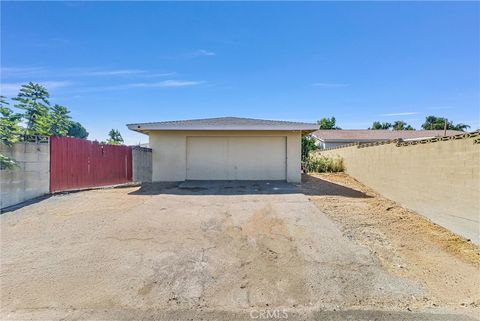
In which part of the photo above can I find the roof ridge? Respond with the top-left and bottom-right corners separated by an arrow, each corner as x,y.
127,116 -> 317,126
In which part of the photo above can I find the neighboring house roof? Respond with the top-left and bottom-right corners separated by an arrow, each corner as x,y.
311,129 -> 464,142
127,117 -> 319,132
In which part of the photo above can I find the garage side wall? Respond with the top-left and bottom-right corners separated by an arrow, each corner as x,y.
149,130 -> 302,183
286,132 -> 301,183
318,135 -> 480,244
150,133 -> 187,181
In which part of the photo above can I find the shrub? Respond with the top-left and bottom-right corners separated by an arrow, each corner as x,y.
303,153 -> 344,173
301,135 -> 318,161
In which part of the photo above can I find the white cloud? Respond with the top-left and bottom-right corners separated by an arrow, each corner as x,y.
3,66 -> 177,79
159,49 -> 216,59
127,80 -> 204,88
179,49 -> 216,58
71,80 -> 204,93
195,49 -> 216,56
1,66 -> 47,78
380,112 -> 419,116
143,72 -> 177,78
41,81 -> 73,88
0,84 -> 22,96
312,82 -> 349,88
0,81 -> 72,96
79,69 -> 147,76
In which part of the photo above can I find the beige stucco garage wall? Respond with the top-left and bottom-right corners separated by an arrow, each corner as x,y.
318,134 -> 480,244
148,130 -> 302,183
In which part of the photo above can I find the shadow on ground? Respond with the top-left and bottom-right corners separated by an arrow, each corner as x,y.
300,174 -> 372,198
0,195 -> 52,214
128,180 -> 298,196
128,174 -> 371,198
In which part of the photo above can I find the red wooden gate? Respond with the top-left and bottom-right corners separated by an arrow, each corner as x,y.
50,136 -> 132,192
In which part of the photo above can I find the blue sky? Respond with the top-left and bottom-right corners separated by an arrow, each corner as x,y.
1,2 -> 479,144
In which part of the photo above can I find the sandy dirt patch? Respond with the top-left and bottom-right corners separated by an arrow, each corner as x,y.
0,179 -> 478,320
303,173 -> 480,317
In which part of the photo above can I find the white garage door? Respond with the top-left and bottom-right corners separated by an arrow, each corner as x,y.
186,136 -> 287,180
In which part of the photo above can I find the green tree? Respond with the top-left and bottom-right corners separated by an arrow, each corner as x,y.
0,96 -> 22,169
392,120 -> 414,131
0,97 -> 22,145
49,105 -> 71,136
301,135 -> 318,161
67,121 -> 89,139
421,115 -> 470,132
317,116 -> 341,129
13,82 -> 51,136
451,123 -> 471,131
106,129 -> 124,145
370,121 -> 392,130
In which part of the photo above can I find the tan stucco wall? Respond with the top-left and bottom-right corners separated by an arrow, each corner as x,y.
318,136 -> 480,244
148,130 -> 302,183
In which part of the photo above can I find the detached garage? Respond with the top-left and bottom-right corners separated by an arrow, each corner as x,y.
127,117 -> 318,183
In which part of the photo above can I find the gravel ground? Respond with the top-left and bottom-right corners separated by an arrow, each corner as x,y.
0,176 -> 478,320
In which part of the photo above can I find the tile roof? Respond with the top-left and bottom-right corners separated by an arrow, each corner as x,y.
127,117 -> 319,132
311,129 -> 464,141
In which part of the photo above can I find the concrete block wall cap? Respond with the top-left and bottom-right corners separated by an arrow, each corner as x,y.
326,130 -> 479,151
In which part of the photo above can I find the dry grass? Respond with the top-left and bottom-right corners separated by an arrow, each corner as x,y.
304,154 -> 344,173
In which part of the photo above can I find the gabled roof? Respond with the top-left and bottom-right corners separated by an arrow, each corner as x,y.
127,117 -> 319,132
311,129 -> 464,142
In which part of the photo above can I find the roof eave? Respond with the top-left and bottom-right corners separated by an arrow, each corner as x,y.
127,125 -> 318,132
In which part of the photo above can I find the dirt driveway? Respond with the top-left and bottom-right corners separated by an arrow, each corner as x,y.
1,177 -> 478,320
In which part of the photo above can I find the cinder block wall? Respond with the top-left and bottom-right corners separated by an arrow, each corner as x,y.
317,134 -> 480,244
0,142 -> 50,209
132,146 -> 152,182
